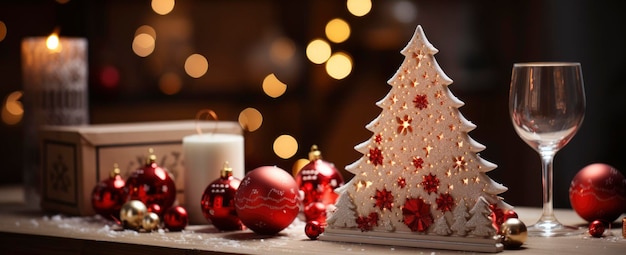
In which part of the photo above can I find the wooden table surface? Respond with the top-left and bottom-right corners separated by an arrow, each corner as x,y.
1,186 -> 625,254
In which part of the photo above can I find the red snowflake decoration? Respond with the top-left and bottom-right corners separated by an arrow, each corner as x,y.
397,177 -> 407,189
374,134 -> 383,144
396,115 -> 413,135
436,193 -> 455,212
413,94 -> 428,110
356,212 -> 379,232
368,147 -> 383,166
402,197 -> 433,232
412,156 -> 424,170
372,188 -> 394,210
421,173 -> 439,194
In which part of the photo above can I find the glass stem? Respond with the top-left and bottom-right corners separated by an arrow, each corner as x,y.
539,150 -> 556,222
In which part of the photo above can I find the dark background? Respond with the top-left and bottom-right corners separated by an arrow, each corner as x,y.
1,0 -> 625,209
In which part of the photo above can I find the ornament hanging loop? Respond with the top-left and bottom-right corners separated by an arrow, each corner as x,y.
195,109 -> 219,135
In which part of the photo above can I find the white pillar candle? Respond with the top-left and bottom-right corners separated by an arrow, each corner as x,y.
183,133 -> 245,225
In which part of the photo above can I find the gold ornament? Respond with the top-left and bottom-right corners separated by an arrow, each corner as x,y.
142,212 -> 161,231
499,218 -> 527,249
292,158 -> 310,176
120,200 -> 147,230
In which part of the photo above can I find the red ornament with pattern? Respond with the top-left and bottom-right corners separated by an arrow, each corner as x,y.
201,162 -> 243,231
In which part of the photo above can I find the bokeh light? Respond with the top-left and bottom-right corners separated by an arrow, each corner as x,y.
325,18 -> 351,43
152,0 -> 175,15
135,25 -> 156,39
238,107 -> 263,132
0,21 -> 7,42
262,73 -> 287,98
347,0 -> 372,17
132,33 -> 155,57
99,65 -> 120,89
392,0 -> 417,23
270,37 -> 296,66
2,91 -> 23,125
325,52 -> 353,80
273,134 -> 298,159
159,72 -> 182,95
184,54 -> 208,78
306,39 -> 331,64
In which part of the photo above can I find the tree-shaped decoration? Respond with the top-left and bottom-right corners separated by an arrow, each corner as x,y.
450,199 -> 470,236
466,196 -> 497,237
326,184 -> 357,228
322,25 -> 510,253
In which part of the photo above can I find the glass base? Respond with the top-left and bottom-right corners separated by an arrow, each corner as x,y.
528,220 -> 585,237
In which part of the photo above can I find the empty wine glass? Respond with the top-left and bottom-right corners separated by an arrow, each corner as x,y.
509,62 -> 586,237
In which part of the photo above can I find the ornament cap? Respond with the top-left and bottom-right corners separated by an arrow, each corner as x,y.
308,145 -> 322,161
221,161 -> 233,178
111,163 -> 121,178
146,148 -> 157,165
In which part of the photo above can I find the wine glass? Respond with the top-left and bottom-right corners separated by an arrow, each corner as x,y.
509,62 -> 586,237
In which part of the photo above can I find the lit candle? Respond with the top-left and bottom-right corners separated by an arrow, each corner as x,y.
182,133 -> 245,224
21,32 -> 89,125
21,32 -> 88,207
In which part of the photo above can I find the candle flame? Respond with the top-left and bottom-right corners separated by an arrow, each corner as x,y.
46,33 -> 61,52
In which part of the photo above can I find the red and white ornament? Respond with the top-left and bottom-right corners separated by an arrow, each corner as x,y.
295,145 -> 344,224
201,162 -> 243,231
91,164 -> 126,220
569,163 -> 626,222
163,206 -> 188,231
125,149 -> 177,215
234,166 -> 300,235
295,145 -> 344,207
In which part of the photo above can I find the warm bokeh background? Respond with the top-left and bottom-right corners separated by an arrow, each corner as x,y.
1,0 -> 625,209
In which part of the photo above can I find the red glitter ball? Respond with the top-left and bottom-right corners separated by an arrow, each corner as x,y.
305,220 -> 325,240
402,197 -> 433,232
588,220 -> 605,237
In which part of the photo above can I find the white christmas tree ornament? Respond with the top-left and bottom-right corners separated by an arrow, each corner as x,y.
321,25 -> 511,253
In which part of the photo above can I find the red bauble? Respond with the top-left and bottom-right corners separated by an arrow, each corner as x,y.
295,145 -> 344,222
503,210 -> 519,222
588,220 -> 605,237
569,163 -> 626,222
164,206 -> 189,231
91,165 -> 127,220
125,150 -> 177,213
305,220 -> 325,240
234,166 -> 300,235
201,163 -> 244,231
304,202 -> 327,224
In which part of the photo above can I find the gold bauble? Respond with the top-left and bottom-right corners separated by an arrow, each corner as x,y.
499,218 -> 528,249
292,158 -> 310,176
142,212 -> 161,231
120,200 -> 147,230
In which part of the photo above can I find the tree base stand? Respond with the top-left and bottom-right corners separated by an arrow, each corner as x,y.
320,227 -> 504,253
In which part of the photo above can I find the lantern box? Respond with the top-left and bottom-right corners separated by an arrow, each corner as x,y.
39,120 -> 243,216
